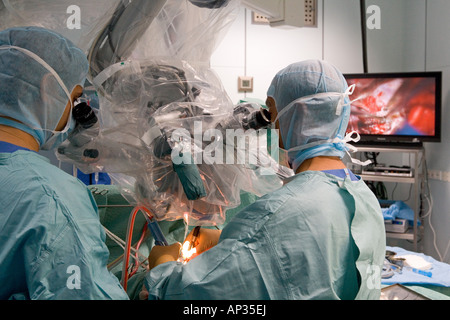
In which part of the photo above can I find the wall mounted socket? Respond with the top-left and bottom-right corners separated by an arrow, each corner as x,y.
428,169 -> 450,182
428,170 -> 442,180
442,171 -> 450,182
238,76 -> 254,92
252,11 -> 269,24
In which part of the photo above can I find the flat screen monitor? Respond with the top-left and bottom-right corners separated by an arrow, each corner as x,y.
344,72 -> 442,146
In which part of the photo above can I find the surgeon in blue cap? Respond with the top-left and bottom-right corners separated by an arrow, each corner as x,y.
144,60 -> 385,300
0,27 -> 128,299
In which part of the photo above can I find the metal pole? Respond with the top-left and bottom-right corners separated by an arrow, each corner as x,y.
360,0 -> 368,73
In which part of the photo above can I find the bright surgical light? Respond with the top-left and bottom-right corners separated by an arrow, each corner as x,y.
178,240 -> 197,264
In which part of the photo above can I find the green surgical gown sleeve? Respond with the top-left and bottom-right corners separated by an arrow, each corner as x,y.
0,151 -> 129,300
145,171 -> 385,300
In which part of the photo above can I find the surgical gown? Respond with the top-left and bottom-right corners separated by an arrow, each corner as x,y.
145,170 -> 385,300
0,147 -> 129,300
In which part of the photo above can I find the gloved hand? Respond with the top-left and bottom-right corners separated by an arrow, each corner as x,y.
140,243 -> 182,300
140,229 -> 222,299
147,242 -> 182,270
184,228 -> 222,256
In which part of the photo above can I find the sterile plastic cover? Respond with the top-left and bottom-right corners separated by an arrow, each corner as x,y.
57,57 -> 289,225
2,0 -> 292,225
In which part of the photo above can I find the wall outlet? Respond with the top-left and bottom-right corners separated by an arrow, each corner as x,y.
238,76 -> 254,92
252,11 -> 269,24
442,171 -> 450,182
428,170 -> 442,180
428,170 -> 450,182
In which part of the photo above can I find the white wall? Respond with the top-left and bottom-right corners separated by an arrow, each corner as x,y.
365,0 -> 426,72
423,0 -> 450,263
365,0 -> 450,264
323,0 -> 363,73
211,1 -> 325,104
211,0 -> 450,263
211,0 -> 366,104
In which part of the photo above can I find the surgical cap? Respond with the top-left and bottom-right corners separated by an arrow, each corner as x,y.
267,60 -> 351,171
0,26 -> 89,148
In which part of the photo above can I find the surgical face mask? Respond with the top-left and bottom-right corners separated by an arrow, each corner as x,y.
0,45 -> 77,150
273,85 -> 371,171
40,109 -> 76,150
278,147 -> 290,168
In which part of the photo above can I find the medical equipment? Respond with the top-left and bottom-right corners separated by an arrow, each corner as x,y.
228,103 -> 272,131
189,0 -> 230,8
405,267 -> 433,278
383,247 -> 450,292
88,0 -> 168,79
57,102 -> 99,160
2,1 -> 290,228
178,227 -> 199,264
57,57 -> 287,226
69,101 -> 99,146
242,108 -> 271,131
384,219 -> 409,233
188,226 -> 201,251
384,249 -> 433,279
179,240 -> 197,264
121,205 -> 170,291
176,226 -> 200,264
88,0 -> 232,79
385,261 -> 434,278
145,214 -> 169,247
344,72 -> 442,145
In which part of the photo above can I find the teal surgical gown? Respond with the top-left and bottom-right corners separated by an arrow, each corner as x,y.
0,148 -> 129,300
145,170 -> 386,300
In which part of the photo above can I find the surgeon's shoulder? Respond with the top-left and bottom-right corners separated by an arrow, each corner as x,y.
282,171 -> 322,194
229,177 -> 298,224
23,152 -> 95,205
26,152 -> 85,183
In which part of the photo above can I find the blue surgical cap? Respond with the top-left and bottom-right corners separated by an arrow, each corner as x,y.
267,60 -> 352,171
0,26 -> 89,148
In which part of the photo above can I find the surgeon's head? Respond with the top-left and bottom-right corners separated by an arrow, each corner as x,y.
0,26 -> 89,150
266,60 -> 352,172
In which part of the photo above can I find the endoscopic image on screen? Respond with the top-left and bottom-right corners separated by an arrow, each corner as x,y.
346,76 -> 437,137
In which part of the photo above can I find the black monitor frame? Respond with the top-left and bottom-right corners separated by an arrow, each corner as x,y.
344,71 -> 442,146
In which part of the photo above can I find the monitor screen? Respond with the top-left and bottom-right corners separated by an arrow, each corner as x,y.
344,72 -> 442,145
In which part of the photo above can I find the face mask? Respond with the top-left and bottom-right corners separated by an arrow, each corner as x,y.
0,45 -> 77,150
40,110 -> 76,150
278,147 -> 290,168
267,125 -> 290,168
